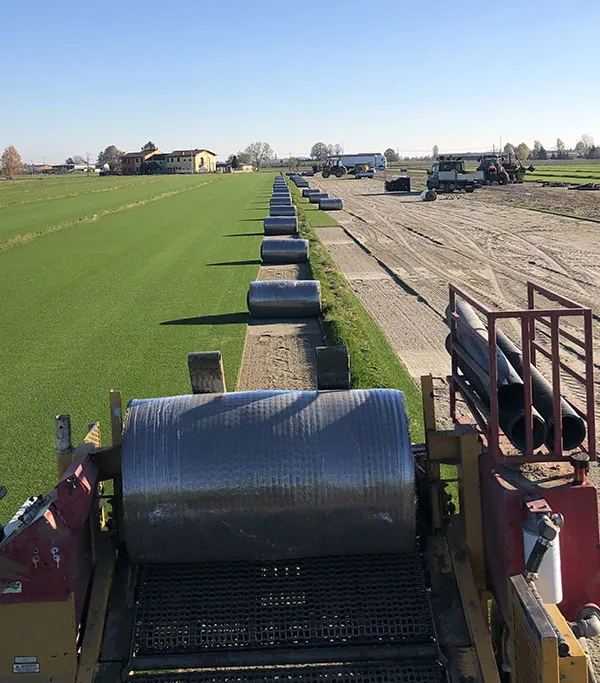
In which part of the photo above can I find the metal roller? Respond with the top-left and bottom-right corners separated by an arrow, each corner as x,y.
269,205 -> 297,217
264,216 -> 298,234
319,198 -> 343,210
122,388 -> 415,563
247,279 -> 321,317
270,196 -> 292,206
309,193 -> 329,203
261,238 -> 309,264
302,189 -> 321,197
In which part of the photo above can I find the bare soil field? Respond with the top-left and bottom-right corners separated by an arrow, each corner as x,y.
311,178 -> 600,408
312,176 -> 600,440
380,170 -> 600,222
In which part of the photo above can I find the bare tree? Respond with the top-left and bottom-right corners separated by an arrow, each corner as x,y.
581,133 -> 594,153
65,155 -> 86,165
556,138 -> 566,159
1,146 -> 23,179
516,142 -> 530,160
532,141 -> 547,160
384,148 -> 399,163
243,142 -> 273,171
432,144 -> 439,159
310,142 -> 329,160
97,145 -> 124,173
332,143 -> 343,156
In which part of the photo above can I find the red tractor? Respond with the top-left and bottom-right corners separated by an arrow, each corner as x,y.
478,153 -> 535,185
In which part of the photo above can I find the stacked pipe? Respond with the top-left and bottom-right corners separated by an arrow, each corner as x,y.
447,300 -> 585,452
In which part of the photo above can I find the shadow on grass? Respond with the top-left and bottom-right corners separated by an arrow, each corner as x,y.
239,217 -> 264,222
206,259 -> 261,266
161,312 -> 248,325
224,232 -> 263,237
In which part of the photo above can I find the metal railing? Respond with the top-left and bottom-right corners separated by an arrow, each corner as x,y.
448,282 -> 595,464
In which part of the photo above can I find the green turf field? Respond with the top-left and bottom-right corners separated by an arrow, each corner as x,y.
299,198 -> 340,227
0,173 -> 270,521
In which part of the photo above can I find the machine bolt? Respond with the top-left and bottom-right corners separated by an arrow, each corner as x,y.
570,453 -> 590,484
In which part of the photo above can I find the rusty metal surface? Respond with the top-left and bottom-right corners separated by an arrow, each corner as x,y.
121,389 -> 415,563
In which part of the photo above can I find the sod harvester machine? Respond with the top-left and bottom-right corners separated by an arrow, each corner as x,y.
1,282 -> 599,683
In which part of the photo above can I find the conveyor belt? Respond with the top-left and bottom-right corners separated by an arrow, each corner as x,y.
129,662 -> 448,683
130,554 -> 439,668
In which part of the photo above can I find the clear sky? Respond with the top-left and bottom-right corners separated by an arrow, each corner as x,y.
2,0 -> 598,163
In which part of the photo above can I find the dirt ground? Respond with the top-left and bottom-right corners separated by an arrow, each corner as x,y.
237,259 -> 323,392
381,170 -> 600,222
312,175 -> 600,673
312,176 -> 600,411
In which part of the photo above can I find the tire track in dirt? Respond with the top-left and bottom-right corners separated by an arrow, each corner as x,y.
312,177 -> 600,437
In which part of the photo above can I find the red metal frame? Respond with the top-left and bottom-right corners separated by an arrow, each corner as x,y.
449,281 -> 596,464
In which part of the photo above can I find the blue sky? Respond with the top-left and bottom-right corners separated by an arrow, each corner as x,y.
2,0 -> 598,163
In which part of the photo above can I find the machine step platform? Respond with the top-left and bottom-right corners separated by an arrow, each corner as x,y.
127,661 -> 448,683
128,553 -> 446,677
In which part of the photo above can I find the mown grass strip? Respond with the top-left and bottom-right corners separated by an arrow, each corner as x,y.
0,180 -> 218,252
0,173 -> 269,523
0,177 -> 166,208
289,183 -> 424,440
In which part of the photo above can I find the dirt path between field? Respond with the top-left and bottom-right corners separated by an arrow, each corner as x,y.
237,256 -> 323,392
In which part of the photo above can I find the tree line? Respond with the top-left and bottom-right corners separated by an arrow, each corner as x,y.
501,135 -> 599,160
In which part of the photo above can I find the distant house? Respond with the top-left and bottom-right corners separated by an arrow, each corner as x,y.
216,161 -> 253,173
122,149 -> 162,175
49,163 -> 90,174
163,149 -> 217,174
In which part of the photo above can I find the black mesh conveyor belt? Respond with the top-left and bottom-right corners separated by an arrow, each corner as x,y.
131,554 -> 436,661
128,662 -> 448,683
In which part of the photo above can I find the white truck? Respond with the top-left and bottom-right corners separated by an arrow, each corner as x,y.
426,157 -> 484,193
322,153 -> 387,178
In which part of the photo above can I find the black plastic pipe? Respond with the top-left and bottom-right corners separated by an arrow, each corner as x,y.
496,329 -> 586,451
